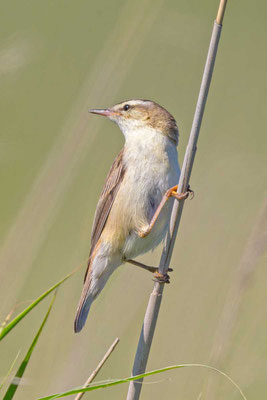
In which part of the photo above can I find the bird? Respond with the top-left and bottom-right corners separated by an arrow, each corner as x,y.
74,99 -> 190,333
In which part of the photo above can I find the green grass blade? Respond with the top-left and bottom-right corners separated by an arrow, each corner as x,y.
0,351 -> 20,392
0,267 -> 77,341
3,293 -> 56,400
37,363 -> 246,400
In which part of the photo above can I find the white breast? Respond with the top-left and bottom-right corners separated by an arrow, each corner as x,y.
121,126 -> 180,259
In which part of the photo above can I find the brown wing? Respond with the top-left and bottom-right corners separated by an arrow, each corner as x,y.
84,147 -> 125,281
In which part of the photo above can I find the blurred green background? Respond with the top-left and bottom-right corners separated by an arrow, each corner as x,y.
0,0 -> 267,399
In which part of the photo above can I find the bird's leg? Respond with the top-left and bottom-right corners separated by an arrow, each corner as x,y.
138,184 -> 193,238
126,259 -> 173,274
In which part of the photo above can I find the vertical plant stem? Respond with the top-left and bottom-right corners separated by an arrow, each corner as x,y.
74,338 -> 119,400
216,0 -> 227,25
126,1 -> 228,399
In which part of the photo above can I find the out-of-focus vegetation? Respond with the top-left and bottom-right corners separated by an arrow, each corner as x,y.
0,0 -> 266,399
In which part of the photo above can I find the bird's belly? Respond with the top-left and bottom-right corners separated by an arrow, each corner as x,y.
122,198 -> 174,260
121,161 -> 179,259
104,137 -> 180,260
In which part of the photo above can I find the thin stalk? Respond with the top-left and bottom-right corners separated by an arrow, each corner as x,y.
74,338 -> 119,400
216,0 -> 227,24
126,1 -> 228,399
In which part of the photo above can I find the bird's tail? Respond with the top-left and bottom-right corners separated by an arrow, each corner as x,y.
74,276 -> 94,333
74,246 -> 120,333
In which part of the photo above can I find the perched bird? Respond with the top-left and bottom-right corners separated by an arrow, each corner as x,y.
74,99 -> 190,332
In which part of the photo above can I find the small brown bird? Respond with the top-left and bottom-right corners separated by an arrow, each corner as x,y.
74,99 -> 189,332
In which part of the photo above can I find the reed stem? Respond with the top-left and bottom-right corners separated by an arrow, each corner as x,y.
126,1 -> 228,398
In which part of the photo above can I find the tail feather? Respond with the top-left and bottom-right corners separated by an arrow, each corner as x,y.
74,286 -> 94,333
74,262 -> 101,333
74,256 -> 94,333
74,245 -> 121,333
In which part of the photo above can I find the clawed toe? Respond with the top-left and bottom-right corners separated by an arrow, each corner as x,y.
153,272 -> 170,284
187,185 -> 194,200
172,184 -> 194,201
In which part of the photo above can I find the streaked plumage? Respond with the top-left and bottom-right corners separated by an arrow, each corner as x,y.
74,100 -> 180,332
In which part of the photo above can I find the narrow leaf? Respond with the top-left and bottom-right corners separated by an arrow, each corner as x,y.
0,352 -> 20,391
3,293 -> 56,400
37,363 -> 246,400
0,267 -> 78,341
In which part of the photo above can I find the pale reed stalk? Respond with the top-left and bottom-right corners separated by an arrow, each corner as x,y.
127,1 -> 228,399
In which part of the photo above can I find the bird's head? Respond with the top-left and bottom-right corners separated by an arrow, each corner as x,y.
90,99 -> 179,145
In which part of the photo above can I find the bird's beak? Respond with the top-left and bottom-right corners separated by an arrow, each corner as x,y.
89,108 -> 118,117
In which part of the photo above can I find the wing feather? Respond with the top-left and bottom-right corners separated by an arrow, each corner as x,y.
84,147 -> 125,281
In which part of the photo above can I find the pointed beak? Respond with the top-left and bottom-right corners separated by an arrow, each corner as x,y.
89,108 -> 118,117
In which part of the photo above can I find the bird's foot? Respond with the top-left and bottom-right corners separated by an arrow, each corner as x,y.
171,184 -> 194,201
153,271 -> 170,284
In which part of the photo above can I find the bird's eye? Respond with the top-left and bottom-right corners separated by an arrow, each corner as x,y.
123,104 -> 130,111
